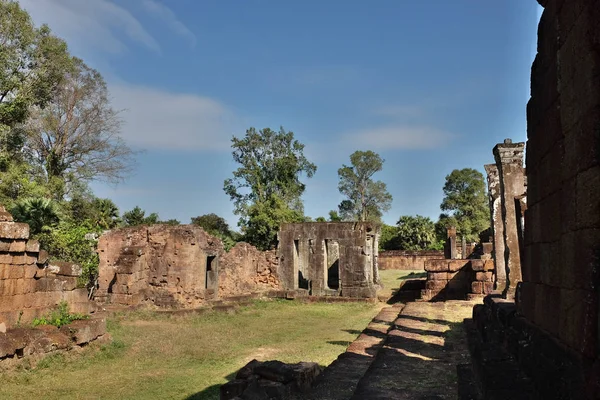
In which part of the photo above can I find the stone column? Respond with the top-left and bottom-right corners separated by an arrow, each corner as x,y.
484,163 -> 506,292
445,226 -> 457,259
493,139 -> 526,298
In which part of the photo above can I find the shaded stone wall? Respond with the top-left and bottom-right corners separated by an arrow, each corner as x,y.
378,250 -> 444,270
277,222 -> 380,298
219,242 -> 281,297
0,207 -> 93,327
467,1 -> 600,398
96,225 -> 223,308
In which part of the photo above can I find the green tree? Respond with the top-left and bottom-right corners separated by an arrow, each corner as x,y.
159,219 -> 180,226
10,197 -> 60,235
223,127 -> 316,250
395,215 -> 437,250
315,216 -> 327,222
379,224 -> 400,251
337,150 -> 392,222
191,213 -> 240,251
328,210 -> 342,222
24,58 -> 135,198
440,168 -> 490,242
122,206 -> 158,226
0,0 -> 72,129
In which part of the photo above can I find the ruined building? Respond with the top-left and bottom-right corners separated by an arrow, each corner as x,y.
0,206 -> 95,327
96,225 -> 224,308
277,222 -> 380,298
469,1 -> 600,398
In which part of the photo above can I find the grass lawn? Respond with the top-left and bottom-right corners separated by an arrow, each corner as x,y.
0,299 -> 382,400
377,269 -> 427,299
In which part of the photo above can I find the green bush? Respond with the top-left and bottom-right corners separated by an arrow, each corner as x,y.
32,301 -> 89,328
35,222 -> 100,286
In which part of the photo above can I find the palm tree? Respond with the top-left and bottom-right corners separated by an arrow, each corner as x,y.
92,198 -> 120,230
11,197 -> 60,234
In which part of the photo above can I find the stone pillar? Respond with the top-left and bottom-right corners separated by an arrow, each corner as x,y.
484,163 -> 506,291
444,226 -> 457,259
493,139 -> 526,298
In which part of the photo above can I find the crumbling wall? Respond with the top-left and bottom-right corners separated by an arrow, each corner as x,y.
96,225 -> 224,308
0,207 -> 93,327
278,222 -> 380,298
219,242 -> 281,297
378,250 -> 444,270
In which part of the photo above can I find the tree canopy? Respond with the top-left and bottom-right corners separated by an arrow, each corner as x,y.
337,150 -> 392,222
223,127 -> 316,250
439,168 -> 490,242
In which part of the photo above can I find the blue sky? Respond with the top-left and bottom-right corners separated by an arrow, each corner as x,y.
21,0 -> 542,229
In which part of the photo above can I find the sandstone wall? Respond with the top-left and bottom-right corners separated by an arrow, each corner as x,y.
96,225 -> 224,308
219,242 -> 281,298
278,222 -> 380,298
0,208 -> 93,327
378,250 -> 444,270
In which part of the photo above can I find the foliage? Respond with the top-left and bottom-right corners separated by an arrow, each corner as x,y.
379,224 -> 400,250
36,221 -> 100,286
223,127 -> 316,250
10,197 -> 60,235
24,57 -> 135,192
32,301 -> 88,328
158,219 -> 180,226
122,206 -> 158,227
440,168 -> 490,242
328,210 -> 342,222
337,150 -> 392,222
0,0 -> 72,129
190,213 -> 240,251
395,215 -> 437,250
315,216 -> 327,222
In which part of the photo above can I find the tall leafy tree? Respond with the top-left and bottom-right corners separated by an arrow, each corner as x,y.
337,150 -> 392,222
439,168 -> 490,242
223,127 -> 316,250
395,215 -> 437,250
24,57 -> 135,198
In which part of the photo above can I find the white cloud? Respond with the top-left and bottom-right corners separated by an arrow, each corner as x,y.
344,125 -> 456,150
141,0 -> 197,47
19,0 -> 160,54
111,84 -> 237,151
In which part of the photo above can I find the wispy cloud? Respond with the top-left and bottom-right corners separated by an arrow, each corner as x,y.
111,85 -> 237,151
141,0 -> 197,47
343,125 -> 456,150
20,0 -> 160,54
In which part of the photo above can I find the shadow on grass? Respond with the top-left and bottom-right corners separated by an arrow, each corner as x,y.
398,272 -> 427,280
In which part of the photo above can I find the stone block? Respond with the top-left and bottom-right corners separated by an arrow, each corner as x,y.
483,260 -> 495,272
476,272 -> 493,282
471,282 -> 483,294
426,280 -> 447,291
0,253 -> 10,264
25,240 -> 40,253
11,253 -> 27,265
59,318 -> 106,345
48,262 -> 82,277
576,166 -> 600,229
0,222 -> 29,239
423,260 -> 449,272
448,260 -> 470,272
0,240 -> 11,252
482,242 -> 493,254
558,288 -> 598,357
427,272 -> 448,281
471,260 -> 485,271
37,250 -> 49,265
8,240 -> 26,253
482,282 -> 494,295
0,211 -> 13,222
560,229 -> 600,290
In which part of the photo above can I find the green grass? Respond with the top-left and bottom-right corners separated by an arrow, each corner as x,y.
378,269 -> 426,298
0,299 -> 382,400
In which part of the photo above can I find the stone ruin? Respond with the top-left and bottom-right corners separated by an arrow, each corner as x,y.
0,206 -> 96,326
0,206 -> 106,366
467,0 -> 600,397
277,222 -> 381,298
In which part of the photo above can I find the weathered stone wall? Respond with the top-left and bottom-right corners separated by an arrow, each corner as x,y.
378,250 -> 444,270
278,222 -> 380,298
96,225 -> 224,308
468,1 -> 600,398
0,207 -> 93,327
219,242 -> 281,297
